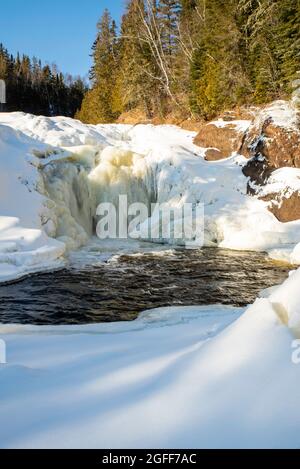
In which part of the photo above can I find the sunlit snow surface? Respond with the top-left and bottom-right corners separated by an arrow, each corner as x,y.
0,288 -> 300,449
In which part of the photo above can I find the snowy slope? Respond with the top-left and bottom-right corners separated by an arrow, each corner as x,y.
0,272 -> 299,448
0,123 -> 66,282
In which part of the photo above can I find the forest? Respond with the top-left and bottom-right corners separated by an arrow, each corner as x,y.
1,0 -> 299,122
78,0 -> 300,123
0,43 -> 86,116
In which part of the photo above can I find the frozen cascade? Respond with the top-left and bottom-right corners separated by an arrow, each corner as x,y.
40,144 -> 157,250
42,160 -> 94,250
89,146 -> 157,218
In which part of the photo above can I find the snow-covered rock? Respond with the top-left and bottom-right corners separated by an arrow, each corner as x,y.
194,119 -> 251,160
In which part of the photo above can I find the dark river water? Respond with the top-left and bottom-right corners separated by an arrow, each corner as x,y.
0,246 -> 291,325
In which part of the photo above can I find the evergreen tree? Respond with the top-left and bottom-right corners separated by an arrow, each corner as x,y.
75,0 -> 300,122
0,43 -> 86,116
238,0 -> 281,103
190,0 -> 251,118
78,9 -> 121,123
157,0 -> 181,59
276,0 -> 300,90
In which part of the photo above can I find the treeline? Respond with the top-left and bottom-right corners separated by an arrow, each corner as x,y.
0,44 -> 86,117
77,0 -> 300,123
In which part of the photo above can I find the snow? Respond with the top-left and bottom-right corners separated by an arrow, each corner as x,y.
256,167 -> 300,198
210,118 -> 251,133
270,268 -> 300,334
269,243 -> 300,265
260,100 -> 299,130
1,108 -> 300,448
0,276 -> 299,448
0,123 -> 66,282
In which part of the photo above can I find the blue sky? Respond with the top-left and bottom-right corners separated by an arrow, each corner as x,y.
0,0 -> 125,79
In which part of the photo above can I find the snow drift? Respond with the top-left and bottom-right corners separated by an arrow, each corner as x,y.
0,268 -> 299,448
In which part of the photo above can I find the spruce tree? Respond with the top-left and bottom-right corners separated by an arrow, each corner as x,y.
157,0 -> 181,59
190,0 -> 251,118
276,0 -> 300,90
78,9 -> 122,123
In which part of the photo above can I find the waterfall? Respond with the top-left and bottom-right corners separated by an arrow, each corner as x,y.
39,144 -> 157,249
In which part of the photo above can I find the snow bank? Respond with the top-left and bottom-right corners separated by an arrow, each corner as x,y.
0,268 -> 299,448
0,123 -> 66,282
260,100 -> 299,130
269,269 -> 300,334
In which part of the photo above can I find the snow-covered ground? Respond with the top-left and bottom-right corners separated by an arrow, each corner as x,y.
0,108 -> 300,448
0,272 -> 300,449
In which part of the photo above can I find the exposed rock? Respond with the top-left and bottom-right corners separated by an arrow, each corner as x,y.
264,192 -> 300,223
242,156 -> 274,192
241,101 -> 300,166
194,121 -> 250,160
204,148 -> 226,161
241,102 -> 300,223
194,100 -> 300,223
260,120 -> 300,168
240,127 -> 264,159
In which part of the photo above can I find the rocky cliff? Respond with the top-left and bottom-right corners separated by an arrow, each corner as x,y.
194,100 -> 300,223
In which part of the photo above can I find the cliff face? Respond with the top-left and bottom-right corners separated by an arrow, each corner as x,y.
194,100 -> 300,223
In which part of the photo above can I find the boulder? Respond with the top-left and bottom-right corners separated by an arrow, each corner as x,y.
204,149 -> 225,161
242,156 -> 274,191
260,119 -> 300,168
241,102 -> 300,166
265,191 -> 300,223
194,121 -> 249,160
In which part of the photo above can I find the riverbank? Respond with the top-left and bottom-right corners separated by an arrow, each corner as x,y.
0,270 -> 299,448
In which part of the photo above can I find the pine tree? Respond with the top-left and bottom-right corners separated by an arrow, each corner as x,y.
78,9 -> 121,123
117,0 -> 159,117
157,0 -> 181,59
0,43 -> 86,116
190,0 -> 251,118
